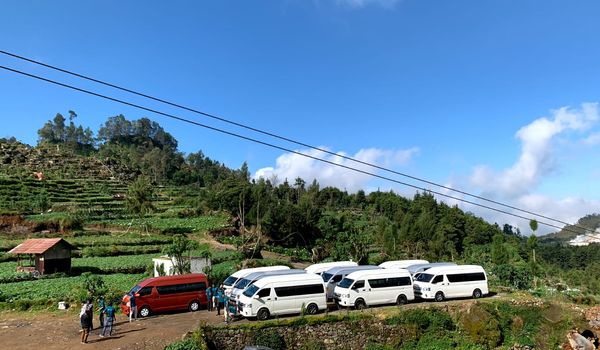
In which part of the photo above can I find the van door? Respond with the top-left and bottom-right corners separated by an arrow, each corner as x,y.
351,280 -> 366,305
253,287 -> 273,314
367,278 -> 388,305
273,286 -> 297,315
430,275 -> 445,299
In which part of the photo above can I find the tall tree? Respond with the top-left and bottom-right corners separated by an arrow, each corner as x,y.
126,176 -> 155,220
163,235 -> 199,275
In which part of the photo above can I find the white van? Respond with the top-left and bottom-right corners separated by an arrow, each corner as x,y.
413,265 -> 488,301
379,259 -> 429,269
223,265 -> 290,295
237,273 -> 327,320
305,261 -> 358,275
321,265 -> 381,300
229,269 -> 306,300
334,269 -> 414,309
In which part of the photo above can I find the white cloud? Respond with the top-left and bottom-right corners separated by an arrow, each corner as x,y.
335,0 -> 400,9
253,146 -> 419,192
584,132 -> 600,145
469,103 -> 599,199
457,193 -> 600,236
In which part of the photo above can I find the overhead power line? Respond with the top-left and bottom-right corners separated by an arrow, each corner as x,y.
0,49 -> 589,233
2,63 -> 596,239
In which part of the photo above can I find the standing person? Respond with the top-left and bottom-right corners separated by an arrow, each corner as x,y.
79,299 -> 92,344
215,288 -> 223,316
98,296 -> 106,329
223,294 -> 230,323
227,297 -> 237,324
86,298 -> 94,330
129,293 -> 137,322
100,301 -> 116,337
212,285 -> 219,315
205,285 -> 213,311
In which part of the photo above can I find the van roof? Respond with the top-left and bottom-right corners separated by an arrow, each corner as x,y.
231,265 -> 290,278
379,260 -> 429,268
251,273 -> 323,288
138,273 -> 206,287
422,265 -> 485,275
406,262 -> 457,273
243,269 -> 306,280
305,261 -> 357,273
344,268 -> 411,280
323,265 -> 380,275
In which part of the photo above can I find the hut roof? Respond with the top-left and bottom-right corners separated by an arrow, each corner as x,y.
8,238 -> 74,254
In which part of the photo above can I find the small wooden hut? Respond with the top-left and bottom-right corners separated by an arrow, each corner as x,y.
8,238 -> 74,276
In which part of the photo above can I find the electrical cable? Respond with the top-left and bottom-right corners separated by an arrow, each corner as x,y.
0,49 -> 591,233
0,64 -> 596,239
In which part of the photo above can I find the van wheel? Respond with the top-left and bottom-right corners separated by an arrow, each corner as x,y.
189,300 -> 200,312
257,308 -> 270,321
435,292 -> 445,302
139,306 -> 151,317
306,303 -> 319,315
355,299 -> 367,310
472,289 -> 482,299
396,294 -> 408,305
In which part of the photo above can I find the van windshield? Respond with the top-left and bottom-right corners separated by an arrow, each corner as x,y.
321,272 -> 333,282
223,276 -> 238,287
415,273 -> 434,282
338,278 -> 354,289
234,278 -> 252,289
243,284 -> 259,297
129,285 -> 142,294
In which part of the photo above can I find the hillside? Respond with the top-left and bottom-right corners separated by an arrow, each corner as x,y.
540,214 -> 600,244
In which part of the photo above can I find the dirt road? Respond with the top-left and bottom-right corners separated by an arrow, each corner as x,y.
0,308 -> 234,350
0,296 -> 504,350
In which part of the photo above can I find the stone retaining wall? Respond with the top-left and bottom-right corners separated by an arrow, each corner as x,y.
204,318 -> 406,350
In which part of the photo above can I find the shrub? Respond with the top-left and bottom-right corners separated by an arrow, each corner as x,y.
164,338 -> 201,350
297,338 -> 326,350
252,329 -> 285,350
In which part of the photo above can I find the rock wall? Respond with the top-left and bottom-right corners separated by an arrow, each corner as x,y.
204,318 -> 405,350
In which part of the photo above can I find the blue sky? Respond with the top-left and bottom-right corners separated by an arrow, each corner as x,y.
1,0 -> 599,234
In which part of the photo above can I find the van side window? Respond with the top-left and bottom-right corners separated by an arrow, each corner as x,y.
157,282 -> 207,295
431,275 -> 443,284
368,278 -> 387,288
388,277 -> 412,286
353,280 -> 365,289
447,272 -> 485,283
138,286 -> 153,296
257,288 -> 271,298
275,284 -> 324,297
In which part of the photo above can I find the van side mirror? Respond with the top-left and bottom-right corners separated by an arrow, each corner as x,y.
135,293 -> 140,297
253,294 -> 260,300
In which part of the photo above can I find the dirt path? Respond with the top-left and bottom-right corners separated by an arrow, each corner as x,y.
0,308 -> 238,350
0,297 -> 504,350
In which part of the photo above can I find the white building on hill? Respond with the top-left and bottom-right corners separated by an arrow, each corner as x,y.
569,230 -> 600,246
152,255 -> 211,277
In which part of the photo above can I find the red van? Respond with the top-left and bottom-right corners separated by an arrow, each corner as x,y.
121,273 -> 208,317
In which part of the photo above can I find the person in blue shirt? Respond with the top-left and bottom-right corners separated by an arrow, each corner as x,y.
211,285 -> 218,314
205,285 -> 213,311
100,302 -> 116,337
216,288 -> 224,316
98,296 -> 106,328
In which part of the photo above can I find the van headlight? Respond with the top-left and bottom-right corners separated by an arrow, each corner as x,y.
423,287 -> 431,291
341,294 -> 350,299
